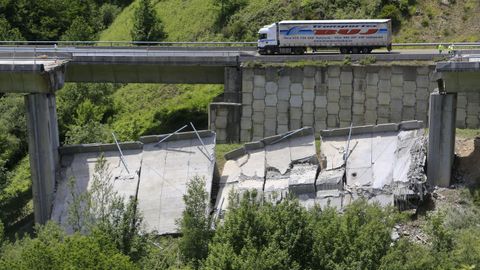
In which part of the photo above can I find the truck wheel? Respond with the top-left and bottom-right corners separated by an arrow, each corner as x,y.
294,48 -> 304,55
340,47 -> 348,54
361,47 -> 369,54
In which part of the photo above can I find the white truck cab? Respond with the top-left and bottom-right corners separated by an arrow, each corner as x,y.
257,23 -> 277,54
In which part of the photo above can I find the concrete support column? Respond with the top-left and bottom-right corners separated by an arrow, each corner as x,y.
224,67 -> 242,102
25,93 -> 60,224
209,102 -> 242,143
427,92 -> 456,188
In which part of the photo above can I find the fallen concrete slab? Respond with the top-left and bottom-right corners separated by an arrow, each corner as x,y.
51,143 -> 143,233
319,120 -> 427,209
51,131 -> 216,235
214,127 -> 319,217
139,131 -> 215,235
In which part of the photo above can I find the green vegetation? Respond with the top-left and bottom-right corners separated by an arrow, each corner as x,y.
3,174 -> 480,269
178,176 -> 213,268
131,0 -> 166,42
0,222 -> 138,269
0,0 -> 480,268
216,143 -> 243,172
0,0 -> 133,41
456,128 -> 480,139
359,55 -> 377,65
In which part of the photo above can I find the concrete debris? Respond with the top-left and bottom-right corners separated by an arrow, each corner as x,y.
216,121 -> 427,218
319,121 -> 427,209
215,127 -> 319,216
51,131 -> 215,235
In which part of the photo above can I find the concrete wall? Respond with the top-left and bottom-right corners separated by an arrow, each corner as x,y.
228,65 -> 480,142
209,102 -> 241,142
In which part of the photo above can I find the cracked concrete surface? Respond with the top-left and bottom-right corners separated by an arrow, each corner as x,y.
216,121 -> 427,218
215,127 -> 319,216
319,121 -> 427,209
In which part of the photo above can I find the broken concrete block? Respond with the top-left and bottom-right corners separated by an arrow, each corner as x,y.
288,164 -> 317,195
317,168 -> 344,191
215,127 -> 319,217
315,190 -> 344,210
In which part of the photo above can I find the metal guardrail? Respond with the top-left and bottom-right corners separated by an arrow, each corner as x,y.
392,42 -> 480,47
0,40 -> 479,47
0,41 -> 258,47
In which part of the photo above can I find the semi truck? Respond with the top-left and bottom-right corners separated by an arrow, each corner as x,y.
257,19 -> 392,55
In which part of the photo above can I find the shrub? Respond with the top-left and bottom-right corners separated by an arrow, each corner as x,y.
380,4 -> 402,30
359,55 -> 376,65
178,176 -> 213,269
0,222 -> 138,270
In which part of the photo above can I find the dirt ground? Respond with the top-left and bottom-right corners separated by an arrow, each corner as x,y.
393,136 -> 480,244
454,137 -> 480,185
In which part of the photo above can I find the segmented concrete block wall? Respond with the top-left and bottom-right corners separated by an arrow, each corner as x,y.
231,65 -> 480,142
238,65 -> 433,141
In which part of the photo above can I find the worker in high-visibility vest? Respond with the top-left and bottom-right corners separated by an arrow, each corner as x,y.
437,44 -> 445,54
448,44 -> 454,54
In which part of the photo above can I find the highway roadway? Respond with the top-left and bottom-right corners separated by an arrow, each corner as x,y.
0,45 -> 445,62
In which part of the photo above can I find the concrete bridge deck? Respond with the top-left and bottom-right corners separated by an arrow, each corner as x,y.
0,46 -> 445,85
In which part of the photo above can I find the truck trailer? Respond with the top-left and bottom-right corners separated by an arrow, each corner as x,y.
257,19 -> 392,55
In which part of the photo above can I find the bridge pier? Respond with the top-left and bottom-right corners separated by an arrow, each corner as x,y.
224,67 -> 242,102
427,91 -> 457,188
25,93 -> 61,224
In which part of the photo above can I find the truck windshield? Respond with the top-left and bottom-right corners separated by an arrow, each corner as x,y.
258,33 -> 267,40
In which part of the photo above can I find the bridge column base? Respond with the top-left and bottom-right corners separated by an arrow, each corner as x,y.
25,93 -> 60,224
209,102 -> 242,143
224,67 -> 242,102
427,92 -> 456,188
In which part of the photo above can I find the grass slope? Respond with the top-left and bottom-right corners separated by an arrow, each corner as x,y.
99,0 -> 220,42
111,83 -> 223,141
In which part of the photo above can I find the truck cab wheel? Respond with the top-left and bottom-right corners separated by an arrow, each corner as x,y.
340,47 -> 348,54
294,48 -> 305,55
361,47 -> 370,54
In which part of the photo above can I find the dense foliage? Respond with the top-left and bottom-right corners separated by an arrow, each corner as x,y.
0,0 -> 133,41
1,175 -> 480,269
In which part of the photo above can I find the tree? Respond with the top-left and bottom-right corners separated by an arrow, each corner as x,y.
131,0 -> 166,42
379,4 -> 402,30
178,176 -> 212,269
61,17 -> 96,41
0,222 -> 138,270
100,3 -> 122,28
0,17 -> 24,41
214,0 -> 247,28
67,154 -> 147,262
204,191 -> 313,270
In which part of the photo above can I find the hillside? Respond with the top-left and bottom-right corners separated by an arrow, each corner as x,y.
396,0 -> 480,42
100,0 -> 480,43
